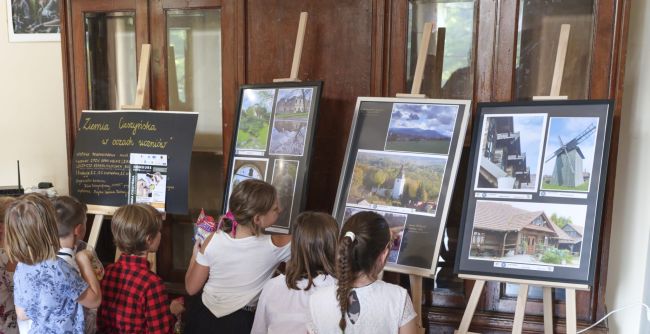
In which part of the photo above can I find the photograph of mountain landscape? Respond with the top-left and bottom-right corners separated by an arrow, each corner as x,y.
384,103 -> 459,155
269,88 -> 314,156
346,150 -> 447,216
235,89 -> 276,152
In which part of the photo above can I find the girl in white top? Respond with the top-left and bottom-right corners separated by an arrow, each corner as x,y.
308,211 -> 417,334
184,179 -> 291,334
252,212 -> 339,334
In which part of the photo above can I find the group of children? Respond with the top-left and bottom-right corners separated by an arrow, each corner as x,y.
0,178 -> 417,333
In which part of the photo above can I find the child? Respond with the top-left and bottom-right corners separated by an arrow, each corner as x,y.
251,212 -> 339,334
0,197 -> 17,334
4,194 -> 101,333
184,179 -> 291,334
97,203 -> 176,333
308,211 -> 418,334
53,196 -> 103,334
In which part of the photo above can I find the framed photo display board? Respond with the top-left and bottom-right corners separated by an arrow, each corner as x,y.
224,82 -> 323,234
455,100 -> 614,286
333,97 -> 471,276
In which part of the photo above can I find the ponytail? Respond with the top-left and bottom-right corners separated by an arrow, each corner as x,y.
336,235 -> 354,331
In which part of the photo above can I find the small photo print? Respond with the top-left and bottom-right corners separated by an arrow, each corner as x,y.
343,207 -> 408,264
469,200 -> 587,268
384,103 -> 459,155
270,160 -> 300,229
235,89 -> 276,152
230,157 -> 269,190
269,88 -> 313,156
541,117 -> 599,192
346,150 -> 447,217
7,0 -> 61,42
475,114 -> 547,192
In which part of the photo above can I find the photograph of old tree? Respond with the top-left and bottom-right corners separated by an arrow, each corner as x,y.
470,200 -> 587,267
346,150 -> 446,216
235,89 -> 275,152
269,88 -> 314,156
541,117 -> 599,192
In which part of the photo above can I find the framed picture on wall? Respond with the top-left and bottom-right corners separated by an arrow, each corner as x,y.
333,97 -> 471,277
454,100 -> 614,286
223,82 -> 323,234
6,0 -> 60,42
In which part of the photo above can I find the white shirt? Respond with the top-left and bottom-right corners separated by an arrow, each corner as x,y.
251,274 -> 336,334
308,280 -> 417,334
196,231 -> 291,317
56,248 -> 78,270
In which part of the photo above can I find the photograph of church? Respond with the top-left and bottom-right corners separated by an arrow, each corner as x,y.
345,149 -> 446,216
469,200 -> 586,267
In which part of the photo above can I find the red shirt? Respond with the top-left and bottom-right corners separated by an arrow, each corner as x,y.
98,254 -> 174,334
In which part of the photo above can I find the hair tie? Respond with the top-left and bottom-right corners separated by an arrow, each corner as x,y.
344,231 -> 356,242
218,211 -> 238,237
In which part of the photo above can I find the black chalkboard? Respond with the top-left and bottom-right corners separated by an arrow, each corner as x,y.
71,110 -> 198,214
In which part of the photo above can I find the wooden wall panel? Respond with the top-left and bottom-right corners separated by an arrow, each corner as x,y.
245,0 -> 375,212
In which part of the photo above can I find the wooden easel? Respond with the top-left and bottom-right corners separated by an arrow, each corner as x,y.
394,22 -> 442,334
273,12 -> 308,83
86,44 -> 157,272
455,24 -> 585,334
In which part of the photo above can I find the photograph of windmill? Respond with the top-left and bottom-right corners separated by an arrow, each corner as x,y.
384,103 -> 459,155
541,117 -> 599,192
469,200 -> 587,268
235,89 -> 275,152
475,114 -> 546,191
346,150 -> 447,216
269,88 -> 314,156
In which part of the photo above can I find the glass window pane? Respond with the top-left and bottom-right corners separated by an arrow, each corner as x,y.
515,0 -> 595,99
408,1 -> 476,99
85,12 -> 137,110
166,9 -> 223,271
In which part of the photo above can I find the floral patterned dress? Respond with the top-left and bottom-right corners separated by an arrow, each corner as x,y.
0,249 -> 17,334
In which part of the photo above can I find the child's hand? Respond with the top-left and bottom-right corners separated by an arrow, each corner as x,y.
170,298 -> 185,316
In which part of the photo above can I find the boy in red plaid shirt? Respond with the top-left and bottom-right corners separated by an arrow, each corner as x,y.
98,204 -> 182,333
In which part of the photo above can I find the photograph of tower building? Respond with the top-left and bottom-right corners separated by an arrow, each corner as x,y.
541,117 -> 599,192
345,150 -> 446,216
475,114 -> 546,191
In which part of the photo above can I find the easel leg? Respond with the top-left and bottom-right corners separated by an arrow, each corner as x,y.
512,283 -> 529,334
543,287 -> 553,334
565,289 -> 577,334
409,275 -> 425,334
87,214 -> 104,249
456,280 -> 485,334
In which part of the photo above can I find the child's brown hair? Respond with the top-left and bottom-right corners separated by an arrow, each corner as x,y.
0,196 -> 16,224
223,179 -> 277,236
285,212 -> 338,291
52,196 -> 88,238
4,193 -> 61,264
111,204 -> 162,254
336,211 -> 391,331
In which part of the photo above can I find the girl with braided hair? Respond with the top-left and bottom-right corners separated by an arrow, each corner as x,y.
308,211 -> 417,333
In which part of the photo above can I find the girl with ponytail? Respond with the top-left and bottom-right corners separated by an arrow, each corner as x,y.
184,179 -> 291,333
308,211 -> 417,334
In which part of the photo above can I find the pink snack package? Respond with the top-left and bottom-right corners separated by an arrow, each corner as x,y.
194,209 -> 216,243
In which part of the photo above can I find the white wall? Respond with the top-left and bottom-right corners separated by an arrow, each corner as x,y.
0,4 -> 69,194
605,0 -> 650,333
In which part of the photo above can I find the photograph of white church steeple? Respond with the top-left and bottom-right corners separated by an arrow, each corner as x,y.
541,117 -> 599,192
346,150 -> 447,216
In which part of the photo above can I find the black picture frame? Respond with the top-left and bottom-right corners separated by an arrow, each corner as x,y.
223,81 -> 323,234
333,97 -> 471,277
454,100 -> 614,286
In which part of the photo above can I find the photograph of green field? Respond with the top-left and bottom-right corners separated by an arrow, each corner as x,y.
346,150 -> 446,217
235,89 -> 276,151
384,103 -> 458,155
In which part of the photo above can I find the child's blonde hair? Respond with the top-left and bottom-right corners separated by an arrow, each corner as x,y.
223,179 -> 277,236
111,204 -> 162,254
4,194 -> 61,264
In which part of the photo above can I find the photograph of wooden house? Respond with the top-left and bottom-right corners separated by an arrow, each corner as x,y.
475,114 -> 546,191
541,117 -> 599,192
469,200 -> 586,267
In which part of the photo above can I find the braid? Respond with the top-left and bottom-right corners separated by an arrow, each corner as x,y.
336,237 -> 354,331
